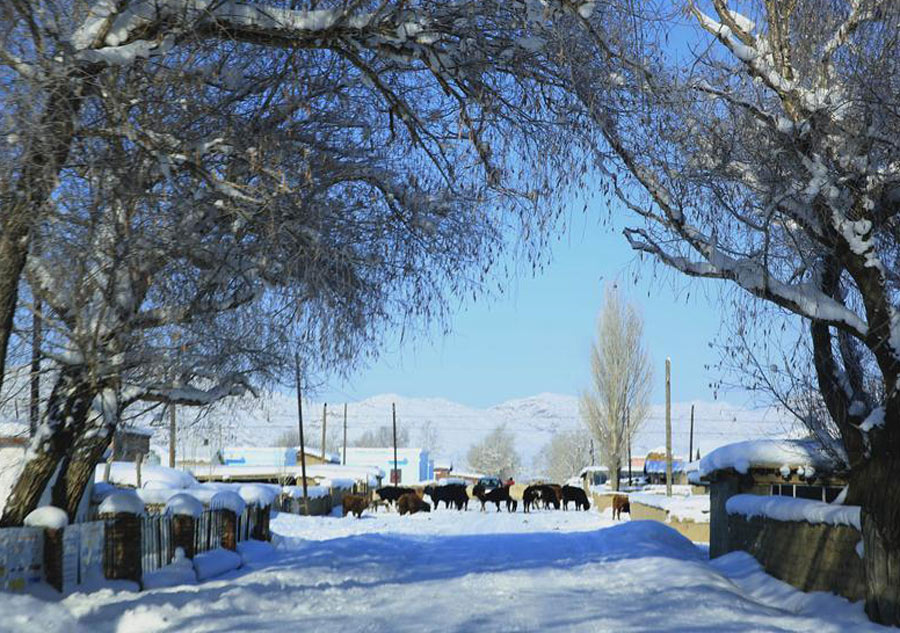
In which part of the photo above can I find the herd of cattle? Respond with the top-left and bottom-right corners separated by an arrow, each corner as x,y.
341,482 -> 606,518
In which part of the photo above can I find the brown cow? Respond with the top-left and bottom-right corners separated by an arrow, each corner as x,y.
397,492 -> 431,515
612,494 -> 630,520
342,494 -> 369,518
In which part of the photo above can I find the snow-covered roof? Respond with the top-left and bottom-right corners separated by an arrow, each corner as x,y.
122,425 -> 154,437
433,459 -> 453,470
578,466 -> 610,477
726,494 -> 859,529
699,439 -> 838,477
445,470 -> 485,480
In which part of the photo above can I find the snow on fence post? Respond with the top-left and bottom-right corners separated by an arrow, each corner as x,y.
98,492 -> 145,583
24,507 -> 68,592
209,491 -> 245,552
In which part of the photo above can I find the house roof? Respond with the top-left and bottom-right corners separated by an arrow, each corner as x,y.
698,439 -> 838,478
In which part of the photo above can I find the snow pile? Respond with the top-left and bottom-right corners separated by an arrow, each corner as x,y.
236,539 -> 276,566
641,484 -> 694,497
23,506 -> 69,530
98,490 -> 146,516
726,494 -> 861,529
699,439 -> 837,477
318,477 -> 355,490
165,493 -> 205,518
238,484 -> 278,507
94,462 -> 197,489
136,487 -> 181,506
142,547 -> 197,589
629,493 -> 710,523
282,485 -> 329,499
209,490 -> 246,515
193,548 -> 242,581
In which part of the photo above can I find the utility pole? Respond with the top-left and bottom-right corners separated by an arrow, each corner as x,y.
665,357 -> 673,497
689,404 -> 695,464
168,404 -> 176,468
321,402 -> 327,461
590,439 -> 595,466
392,402 -> 399,485
342,403 -> 348,465
627,407 -> 632,488
295,353 -> 309,514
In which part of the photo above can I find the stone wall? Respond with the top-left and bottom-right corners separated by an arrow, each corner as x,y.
726,513 -> 865,602
630,502 -> 710,543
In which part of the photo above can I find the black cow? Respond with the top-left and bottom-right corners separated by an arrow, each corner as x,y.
375,486 -> 415,508
483,484 -> 513,512
523,485 -> 542,513
561,485 -> 591,511
537,484 -> 560,510
424,484 -> 469,511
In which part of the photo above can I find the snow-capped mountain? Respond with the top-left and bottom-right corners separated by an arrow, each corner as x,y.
146,391 -> 802,475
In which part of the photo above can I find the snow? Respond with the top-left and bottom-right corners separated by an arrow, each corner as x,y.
135,487 -> 180,506
209,490 -> 246,515
726,494 -> 861,529
141,548 -> 197,589
281,485 -> 329,499
0,507 -> 887,631
164,493 -> 204,518
236,540 -> 276,566
193,548 -> 242,581
630,493 -> 710,523
237,484 -> 278,507
699,439 -> 836,476
97,491 -> 146,516
94,462 -> 197,489
860,407 -> 885,432
23,506 -> 69,530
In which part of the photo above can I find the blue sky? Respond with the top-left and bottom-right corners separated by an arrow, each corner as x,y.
317,197 -> 748,409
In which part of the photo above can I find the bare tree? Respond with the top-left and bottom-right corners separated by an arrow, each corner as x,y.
352,424 -> 409,449
0,0 -> 587,525
558,0 -> 900,622
536,428 -> 592,484
466,423 -> 520,479
417,420 -> 441,455
580,286 -> 652,491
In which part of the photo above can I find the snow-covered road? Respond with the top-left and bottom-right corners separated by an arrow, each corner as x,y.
1,507 -> 887,632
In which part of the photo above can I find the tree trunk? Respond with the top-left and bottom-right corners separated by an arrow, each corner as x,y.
0,367 -> 96,526
851,455 -> 900,626
52,425 -> 113,521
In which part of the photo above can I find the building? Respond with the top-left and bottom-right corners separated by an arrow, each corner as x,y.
644,448 -> 688,485
433,459 -> 453,480
341,447 -> 432,485
111,426 -> 152,462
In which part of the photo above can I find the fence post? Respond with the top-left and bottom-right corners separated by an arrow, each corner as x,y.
43,528 -> 64,592
101,512 -> 142,583
221,510 -> 237,551
251,505 -> 271,541
171,515 -> 196,559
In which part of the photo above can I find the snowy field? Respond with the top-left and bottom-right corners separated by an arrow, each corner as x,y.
0,507 -> 887,632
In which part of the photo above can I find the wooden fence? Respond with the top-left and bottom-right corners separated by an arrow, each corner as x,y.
0,504 -> 270,594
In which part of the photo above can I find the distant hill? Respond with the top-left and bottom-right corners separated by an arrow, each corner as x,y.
145,391 -> 803,477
